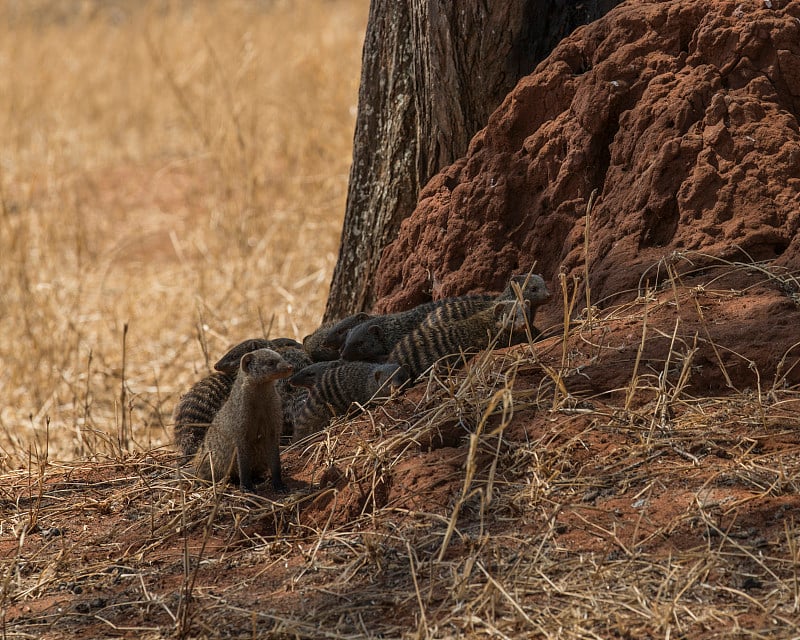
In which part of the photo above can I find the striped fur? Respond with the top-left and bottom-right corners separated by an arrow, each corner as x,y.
341,274 -> 550,363
340,296 -> 497,362
293,362 -> 408,439
289,360 -> 343,389
274,347 -> 313,437
173,372 -> 235,460
388,301 -> 532,382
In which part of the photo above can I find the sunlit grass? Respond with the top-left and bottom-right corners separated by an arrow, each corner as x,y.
0,0 -> 368,465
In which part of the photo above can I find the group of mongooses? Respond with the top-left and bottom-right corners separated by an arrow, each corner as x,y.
173,273 -> 550,492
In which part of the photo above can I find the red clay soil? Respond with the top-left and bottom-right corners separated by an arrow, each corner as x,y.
374,0 -> 800,329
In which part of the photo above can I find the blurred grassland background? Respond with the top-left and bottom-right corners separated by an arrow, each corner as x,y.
0,0 -> 368,467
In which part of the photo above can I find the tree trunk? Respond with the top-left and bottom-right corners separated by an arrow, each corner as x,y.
324,0 -> 623,320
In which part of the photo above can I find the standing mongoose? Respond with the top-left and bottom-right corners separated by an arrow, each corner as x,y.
387,300 -> 534,382
340,273 -> 550,362
213,338 -> 312,438
293,361 -> 409,440
173,372 -> 235,461
193,348 -> 293,492
302,312 -> 374,361
173,338 -> 309,458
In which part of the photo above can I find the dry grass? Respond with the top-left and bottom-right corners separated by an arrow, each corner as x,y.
0,0 -> 367,465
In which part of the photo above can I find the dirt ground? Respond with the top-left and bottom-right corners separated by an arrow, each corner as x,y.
4,265 -> 800,639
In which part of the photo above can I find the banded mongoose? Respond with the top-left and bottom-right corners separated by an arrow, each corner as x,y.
420,273 -> 550,332
339,299 -> 480,363
193,348 -> 293,492
288,360 -> 344,389
214,337 -> 303,374
387,300 -> 533,382
173,339 -> 310,453
293,361 -> 409,440
302,312 -> 374,361
173,372 -> 235,461
340,273 -> 550,362
214,338 -> 312,438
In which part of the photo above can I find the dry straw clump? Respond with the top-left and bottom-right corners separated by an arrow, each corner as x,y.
0,0 -> 367,465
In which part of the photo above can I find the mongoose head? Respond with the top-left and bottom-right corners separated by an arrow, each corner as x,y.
501,273 -> 551,306
215,337 -> 302,374
321,312 -> 373,350
370,363 -> 410,398
288,360 -> 341,388
239,348 -> 294,384
340,321 -> 389,362
492,300 -> 531,333
268,337 -> 305,351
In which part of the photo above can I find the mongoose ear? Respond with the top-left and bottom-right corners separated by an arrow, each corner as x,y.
492,301 -> 512,321
368,324 -> 383,337
240,352 -> 253,373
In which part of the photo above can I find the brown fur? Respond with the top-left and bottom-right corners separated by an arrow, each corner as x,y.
193,348 -> 292,492
172,372 -> 235,461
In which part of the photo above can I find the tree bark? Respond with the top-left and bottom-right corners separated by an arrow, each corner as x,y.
325,0 -> 622,320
